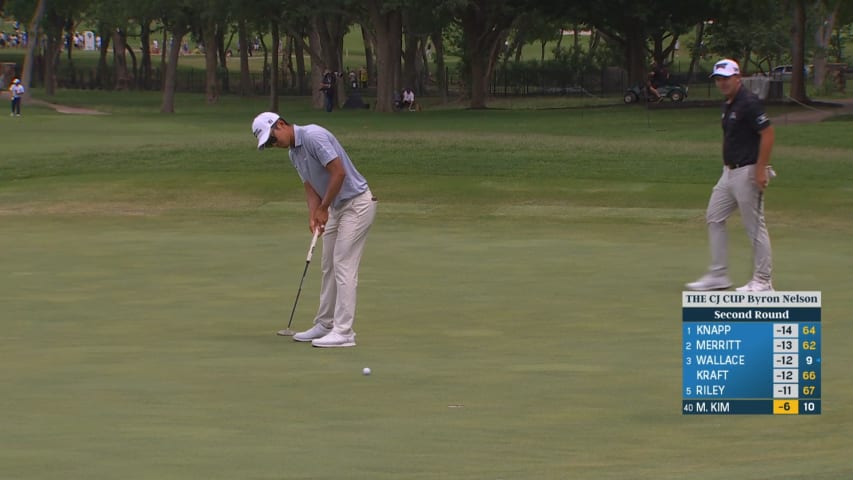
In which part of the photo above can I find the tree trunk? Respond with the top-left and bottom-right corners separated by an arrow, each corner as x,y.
468,53 -> 488,108
459,2 -> 514,109
216,24 -> 229,94
686,22 -> 705,86
308,29 -> 324,109
269,21 -> 281,112
812,1 -> 840,89
430,31 -> 446,104
126,42 -> 138,86
402,32 -> 418,91
361,25 -> 375,88
284,36 -> 296,88
43,8 -> 64,96
161,26 -> 187,113
113,28 -> 131,90
202,18 -> 219,103
790,0 -> 808,102
367,1 -> 402,112
311,15 -> 348,109
140,19 -> 152,89
20,0 -> 47,94
160,28 -> 168,90
43,34 -> 60,96
238,19 -> 251,96
623,23 -> 647,85
65,17 -> 74,63
295,33 -> 307,95
97,25 -> 112,88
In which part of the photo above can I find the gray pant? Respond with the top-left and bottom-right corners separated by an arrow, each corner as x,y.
314,190 -> 377,336
705,165 -> 772,282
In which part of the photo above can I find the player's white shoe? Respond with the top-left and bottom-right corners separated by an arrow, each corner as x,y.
685,274 -> 733,291
312,331 -> 356,348
293,323 -> 332,342
736,280 -> 774,292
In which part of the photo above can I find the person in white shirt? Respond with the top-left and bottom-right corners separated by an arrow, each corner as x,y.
9,78 -> 25,116
401,88 -> 415,111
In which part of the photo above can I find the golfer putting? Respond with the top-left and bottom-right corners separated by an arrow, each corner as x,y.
252,112 -> 377,347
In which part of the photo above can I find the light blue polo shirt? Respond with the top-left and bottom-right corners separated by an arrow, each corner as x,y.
288,124 -> 369,208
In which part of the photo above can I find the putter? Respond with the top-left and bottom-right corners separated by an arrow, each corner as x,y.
277,229 -> 320,336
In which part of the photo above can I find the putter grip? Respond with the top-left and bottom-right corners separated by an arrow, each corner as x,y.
306,229 -> 320,262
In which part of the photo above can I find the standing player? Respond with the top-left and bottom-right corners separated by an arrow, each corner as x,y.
252,112 -> 377,347
687,59 -> 775,292
9,79 -> 25,117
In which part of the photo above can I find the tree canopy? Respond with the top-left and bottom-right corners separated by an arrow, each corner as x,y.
6,0 -> 852,109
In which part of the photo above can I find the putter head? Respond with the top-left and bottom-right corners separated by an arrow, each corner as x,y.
277,328 -> 296,336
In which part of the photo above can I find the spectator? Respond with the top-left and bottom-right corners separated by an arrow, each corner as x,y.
359,67 -> 367,88
348,70 -> 358,90
401,87 -> 416,111
320,69 -> 337,113
9,78 -> 25,117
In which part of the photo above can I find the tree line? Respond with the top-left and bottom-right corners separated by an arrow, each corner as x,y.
2,0 -> 851,112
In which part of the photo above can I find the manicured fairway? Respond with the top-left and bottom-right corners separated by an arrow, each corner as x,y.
1,92 -> 851,479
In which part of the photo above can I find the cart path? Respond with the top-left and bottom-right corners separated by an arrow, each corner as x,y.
770,97 -> 853,125
1,92 -> 108,115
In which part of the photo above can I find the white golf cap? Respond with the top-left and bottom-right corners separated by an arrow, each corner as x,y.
710,59 -> 740,78
252,112 -> 280,150
13,78 -> 21,84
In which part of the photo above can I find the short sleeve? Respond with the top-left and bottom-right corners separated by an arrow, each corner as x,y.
305,130 -> 339,167
744,97 -> 771,133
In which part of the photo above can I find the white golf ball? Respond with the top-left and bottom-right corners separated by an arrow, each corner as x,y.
362,367 -> 371,376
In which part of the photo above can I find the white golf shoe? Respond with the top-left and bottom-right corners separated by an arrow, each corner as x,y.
293,323 -> 332,342
736,280 -> 774,292
312,331 -> 356,348
685,274 -> 733,291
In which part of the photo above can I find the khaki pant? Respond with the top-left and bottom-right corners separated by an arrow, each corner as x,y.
705,165 -> 772,282
314,190 -> 377,336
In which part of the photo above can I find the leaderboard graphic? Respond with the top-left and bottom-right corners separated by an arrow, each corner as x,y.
682,291 -> 821,415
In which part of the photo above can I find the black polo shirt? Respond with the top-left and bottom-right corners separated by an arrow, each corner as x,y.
721,86 -> 771,168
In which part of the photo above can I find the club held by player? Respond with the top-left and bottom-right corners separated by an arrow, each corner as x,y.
277,229 -> 320,336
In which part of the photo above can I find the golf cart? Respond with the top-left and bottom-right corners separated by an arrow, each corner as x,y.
623,82 -> 688,104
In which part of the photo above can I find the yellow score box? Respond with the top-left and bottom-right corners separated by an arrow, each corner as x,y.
774,400 -> 799,415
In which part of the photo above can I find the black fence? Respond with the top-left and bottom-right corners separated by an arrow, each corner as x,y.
52,65 -> 315,95
14,61 -> 851,99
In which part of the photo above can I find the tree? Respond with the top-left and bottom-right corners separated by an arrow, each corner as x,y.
365,0 -> 403,112
19,0 -> 47,95
790,0 -> 808,102
269,19 -> 281,111
160,2 -> 193,113
452,0 -> 518,109
812,0 -> 848,89
41,3 -> 66,95
704,1 -> 789,75
236,17 -> 252,96
277,0 -> 353,110
199,2 -> 222,103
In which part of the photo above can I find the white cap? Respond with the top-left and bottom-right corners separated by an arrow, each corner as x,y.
251,112 -> 281,150
13,79 -> 21,84
710,59 -> 740,78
